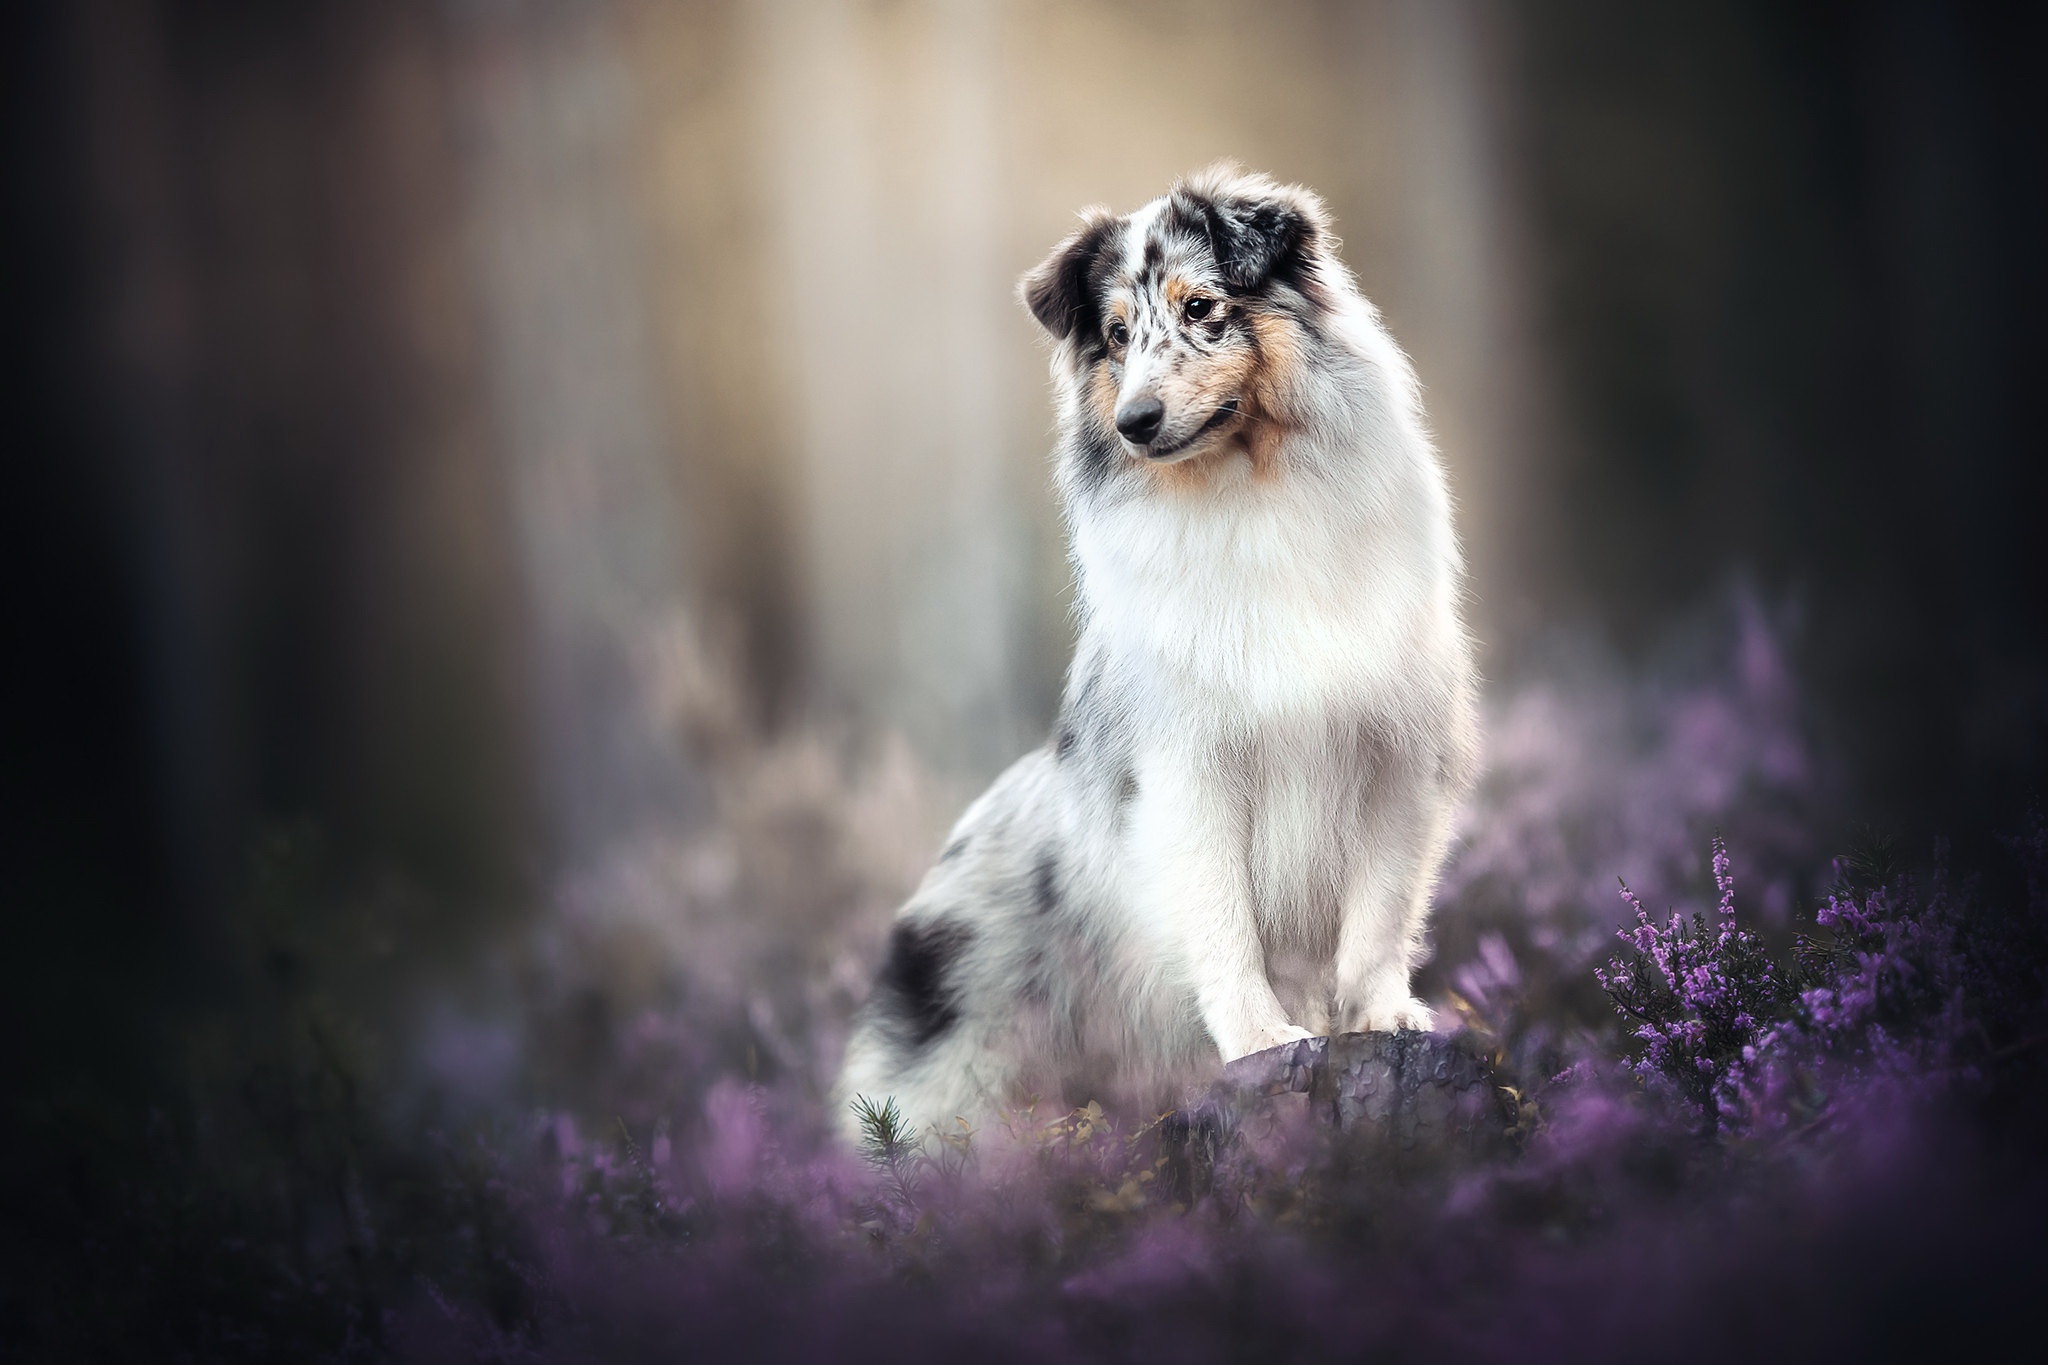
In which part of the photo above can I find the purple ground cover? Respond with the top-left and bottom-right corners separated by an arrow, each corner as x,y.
14,604 -> 2047,1362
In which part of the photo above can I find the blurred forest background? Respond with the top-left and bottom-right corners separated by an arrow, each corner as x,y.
3,0 -> 2044,1263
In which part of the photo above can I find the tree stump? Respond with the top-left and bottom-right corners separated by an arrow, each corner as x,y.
1159,1031 -> 1514,1200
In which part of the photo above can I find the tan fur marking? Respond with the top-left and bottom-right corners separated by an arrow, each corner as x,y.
1246,313 -> 1307,416
1162,276 -> 1207,313
1242,311 -> 1310,477
1146,450 -> 1231,493
1235,410 -> 1294,479
1087,361 -> 1122,436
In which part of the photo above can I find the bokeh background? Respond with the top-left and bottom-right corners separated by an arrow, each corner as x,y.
4,0 -> 2045,1304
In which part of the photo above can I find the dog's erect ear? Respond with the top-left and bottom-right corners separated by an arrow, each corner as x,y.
1171,168 -> 1329,293
1020,210 -> 1119,341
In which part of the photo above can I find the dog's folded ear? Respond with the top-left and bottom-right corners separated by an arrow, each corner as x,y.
1020,209 -> 1119,341
1203,196 -> 1310,291
1171,166 -> 1331,295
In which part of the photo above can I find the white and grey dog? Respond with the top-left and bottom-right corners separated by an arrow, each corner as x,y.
836,165 -> 1478,1141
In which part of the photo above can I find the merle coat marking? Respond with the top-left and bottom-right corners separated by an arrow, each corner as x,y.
835,166 -> 1479,1141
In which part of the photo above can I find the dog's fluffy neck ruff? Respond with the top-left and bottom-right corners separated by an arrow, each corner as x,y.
1063,291 -> 1462,732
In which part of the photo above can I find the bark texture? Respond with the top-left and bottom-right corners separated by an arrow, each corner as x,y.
1161,1030 -> 1514,1198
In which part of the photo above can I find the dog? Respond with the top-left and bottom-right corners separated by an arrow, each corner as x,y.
835,165 -> 1478,1142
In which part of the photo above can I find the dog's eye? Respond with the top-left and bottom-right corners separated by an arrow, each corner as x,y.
1106,319 -> 1128,347
1184,297 -> 1214,322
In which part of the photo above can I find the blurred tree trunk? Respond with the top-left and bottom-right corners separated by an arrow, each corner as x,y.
444,0 -> 705,870
74,0 -> 534,922
753,0 -> 1046,784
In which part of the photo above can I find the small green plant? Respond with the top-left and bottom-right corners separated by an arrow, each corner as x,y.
851,1095 -> 920,1175
849,1094 -> 976,1220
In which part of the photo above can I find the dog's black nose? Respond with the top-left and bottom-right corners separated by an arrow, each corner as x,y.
1115,396 -> 1165,445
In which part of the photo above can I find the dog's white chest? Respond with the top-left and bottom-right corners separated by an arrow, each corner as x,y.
1078,478 -> 1421,718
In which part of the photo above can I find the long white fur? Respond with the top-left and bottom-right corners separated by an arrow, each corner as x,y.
834,169 -> 1478,1142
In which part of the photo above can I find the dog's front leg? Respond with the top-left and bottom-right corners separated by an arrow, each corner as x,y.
1331,758 -> 1451,1034
1127,747 -> 1311,1061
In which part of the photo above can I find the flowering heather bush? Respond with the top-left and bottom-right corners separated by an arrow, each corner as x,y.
1428,594 -> 1824,1086
1596,836 -> 1794,1133
1759,822 -> 2047,1124
1596,813 -> 2048,1142
1792,848 -> 1979,1075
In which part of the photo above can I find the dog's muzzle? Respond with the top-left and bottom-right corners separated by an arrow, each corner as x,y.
1137,399 -> 1241,459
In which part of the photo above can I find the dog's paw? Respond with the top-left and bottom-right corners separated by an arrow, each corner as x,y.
1356,997 -> 1435,1034
1228,1023 -> 1315,1060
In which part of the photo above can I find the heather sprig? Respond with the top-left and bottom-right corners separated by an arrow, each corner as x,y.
1595,834 -> 1795,1134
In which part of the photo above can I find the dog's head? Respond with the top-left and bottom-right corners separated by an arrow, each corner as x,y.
1020,165 -> 1340,473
